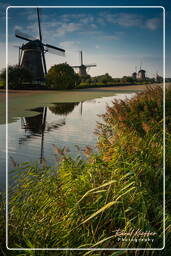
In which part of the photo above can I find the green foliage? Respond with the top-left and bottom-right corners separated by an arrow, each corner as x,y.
46,63 -> 81,90
0,80 -> 5,88
121,76 -> 134,83
95,73 -> 113,84
3,85 -> 171,254
0,65 -> 33,89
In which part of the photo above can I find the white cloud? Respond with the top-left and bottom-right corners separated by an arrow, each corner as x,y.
59,41 -> 80,50
101,12 -> 161,31
102,12 -> 143,27
81,16 -> 94,24
55,22 -> 82,36
146,18 -> 161,30
14,25 -> 23,31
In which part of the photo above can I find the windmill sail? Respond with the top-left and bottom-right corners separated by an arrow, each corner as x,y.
85,64 -> 96,67
45,44 -> 65,56
15,8 -> 65,81
15,29 -> 37,41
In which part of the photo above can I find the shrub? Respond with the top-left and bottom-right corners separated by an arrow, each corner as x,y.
0,65 -> 33,89
46,63 -> 81,90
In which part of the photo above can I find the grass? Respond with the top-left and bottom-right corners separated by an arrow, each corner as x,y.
1,85 -> 171,255
76,81 -> 150,89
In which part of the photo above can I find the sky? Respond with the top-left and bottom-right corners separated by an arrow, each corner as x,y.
0,0 -> 171,78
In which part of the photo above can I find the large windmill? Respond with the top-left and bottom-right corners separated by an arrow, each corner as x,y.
72,51 -> 96,77
15,8 -> 65,82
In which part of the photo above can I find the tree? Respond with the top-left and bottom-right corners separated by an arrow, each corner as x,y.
0,65 -> 33,89
46,63 -> 81,90
97,73 -> 113,84
121,76 -> 134,83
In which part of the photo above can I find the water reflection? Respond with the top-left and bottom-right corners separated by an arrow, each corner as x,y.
49,102 -> 79,116
21,107 -> 44,134
19,103 -> 80,162
0,93 -> 136,191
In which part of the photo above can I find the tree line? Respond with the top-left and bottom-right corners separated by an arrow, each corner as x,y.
0,63 -> 160,90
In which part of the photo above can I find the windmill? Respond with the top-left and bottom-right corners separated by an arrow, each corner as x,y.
72,51 -> 96,77
15,8 -> 65,82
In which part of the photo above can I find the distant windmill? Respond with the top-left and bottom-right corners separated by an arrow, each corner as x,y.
72,51 -> 96,77
15,8 -> 65,82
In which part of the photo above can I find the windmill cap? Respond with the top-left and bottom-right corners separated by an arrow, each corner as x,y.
138,69 -> 146,73
22,40 -> 42,49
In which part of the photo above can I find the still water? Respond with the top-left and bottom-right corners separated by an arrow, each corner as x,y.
0,93 -> 135,191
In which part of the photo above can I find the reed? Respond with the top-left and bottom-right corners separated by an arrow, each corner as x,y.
1,85 -> 171,255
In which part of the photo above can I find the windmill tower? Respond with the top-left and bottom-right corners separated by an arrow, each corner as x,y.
72,51 -> 96,77
15,8 -> 65,82
137,61 -> 146,80
132,66 -> 137,80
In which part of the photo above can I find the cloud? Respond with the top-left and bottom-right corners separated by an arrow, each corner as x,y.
59,41 -> 80,50
14,25 -> 23,31
101,12 -> 143,27
146,18 -> 161,30
27,12 -> 49,21
81,16 -> 94,24
100,12 -> 161,31
60,13 -> 87,22
56,22 -> 82,36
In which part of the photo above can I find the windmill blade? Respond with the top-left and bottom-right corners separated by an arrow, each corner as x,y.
37,8 -> 42,42
85,64 -> 96,67
15,29 -> 37,42
42,50 -> 47,75
72,66 -> 80,68
45,44 -> 65,56
35,9 -> 47,74
80,51 -> 83,65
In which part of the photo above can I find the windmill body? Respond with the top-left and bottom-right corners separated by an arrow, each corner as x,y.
15,8 -> 65,83
137,69 -> 146,80
21,40 -> 44,81
72,51 -> 96,77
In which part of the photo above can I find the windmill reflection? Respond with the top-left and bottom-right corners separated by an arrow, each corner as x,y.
19,102 -> 80,163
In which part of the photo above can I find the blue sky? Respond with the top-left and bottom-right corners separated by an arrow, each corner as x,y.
0,0 -> 171,78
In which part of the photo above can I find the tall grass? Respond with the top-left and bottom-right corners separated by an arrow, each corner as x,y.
1,85 -> 171,255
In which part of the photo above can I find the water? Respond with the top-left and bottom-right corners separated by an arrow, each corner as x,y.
0,93 -> 135,191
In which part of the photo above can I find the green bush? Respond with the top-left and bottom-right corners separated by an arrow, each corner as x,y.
46,63 -> 81,90
0,65 -> 33,89
0,81 -> 5,88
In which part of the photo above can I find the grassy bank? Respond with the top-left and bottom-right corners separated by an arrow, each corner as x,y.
76,81 -> 152,89
1,85 -> 171,255
0,81 -> 154,90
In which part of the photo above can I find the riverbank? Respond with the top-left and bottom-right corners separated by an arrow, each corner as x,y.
0,84 -> 146,125
1,84 -> 170,254
0,83 -> 161,98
